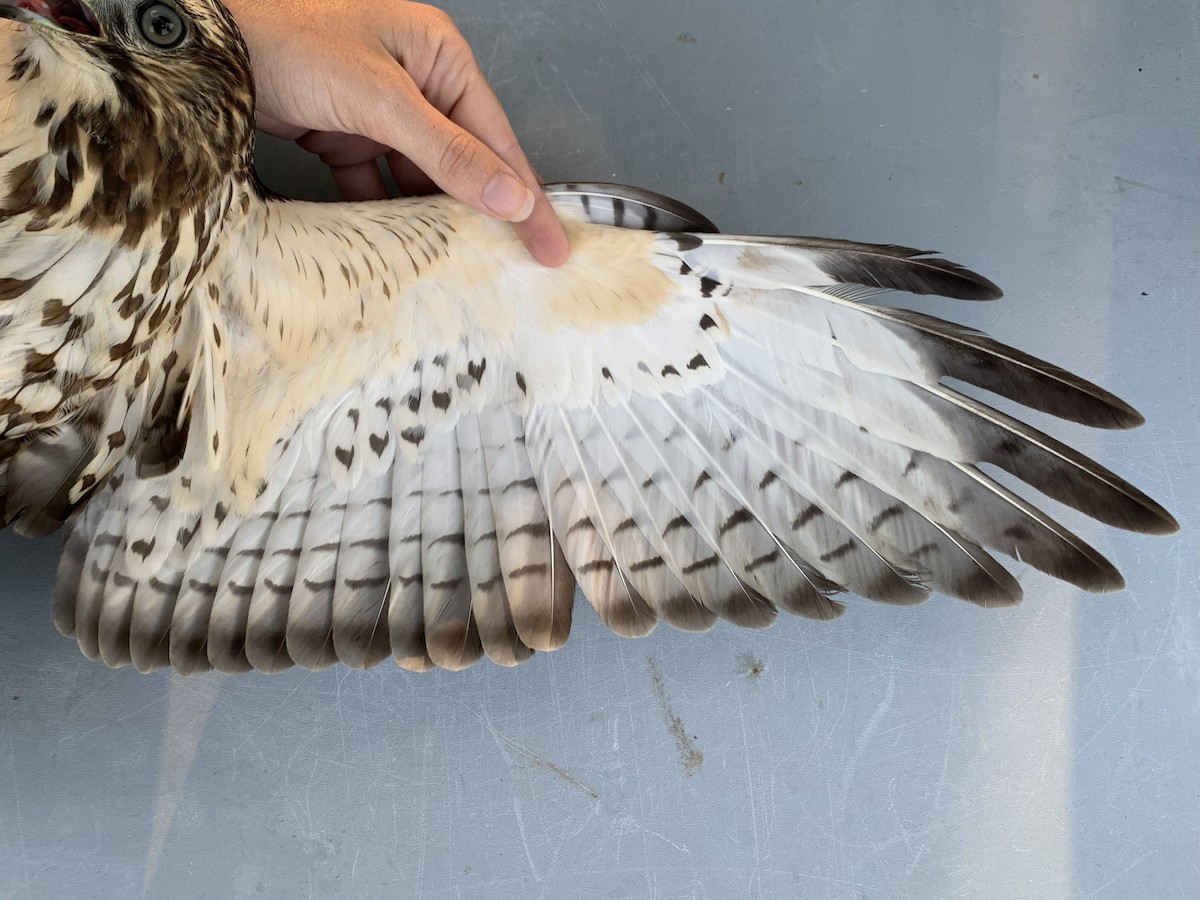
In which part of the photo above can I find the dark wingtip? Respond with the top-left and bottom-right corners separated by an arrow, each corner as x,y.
779,238 -> 1004,301
958,269 -> 1004,302
1140,503 -> 1181,537
903,254 -> 1003,301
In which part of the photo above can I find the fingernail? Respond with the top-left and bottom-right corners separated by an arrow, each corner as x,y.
483,172 -> 536,222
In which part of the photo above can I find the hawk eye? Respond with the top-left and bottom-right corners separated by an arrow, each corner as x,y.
137,3 -> 187,49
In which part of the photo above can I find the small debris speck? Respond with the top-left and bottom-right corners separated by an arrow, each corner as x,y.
677,32 -> 697,44
718,171 -> 726,185
739,654 -> 765,678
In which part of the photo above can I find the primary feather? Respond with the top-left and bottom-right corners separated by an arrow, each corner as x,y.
0,1 -> 1177,675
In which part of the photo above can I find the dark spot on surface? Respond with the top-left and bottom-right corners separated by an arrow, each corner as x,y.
335,446 -> 354,468
369,433 -> 389,456
698,277 -> 719,298
739,654 -> 765,678
515,372 -> 527,394
661,364 -> 680,377
602,367 -> 613,380
699,313 -> 717,331
401,426 -> 425,446
693,470 -> 712,490
677,32 -> 697,43
432,390 -> 451,411
687,353 -> 709,370
647,658 -> 704,777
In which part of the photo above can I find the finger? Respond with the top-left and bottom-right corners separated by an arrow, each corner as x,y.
440,80 -> 571,266
372,86 -> 535,220
386,152 -> 439,197
297,130 -> 393,169
330,159 -> 391,202
335,53 -> 569,264
255,112 -> 307,141
512,198 -> 571,268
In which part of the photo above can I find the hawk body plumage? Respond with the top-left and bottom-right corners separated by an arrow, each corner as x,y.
0,1 -> 1178,675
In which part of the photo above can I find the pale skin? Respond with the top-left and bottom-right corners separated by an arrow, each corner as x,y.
220,0 -> 571,267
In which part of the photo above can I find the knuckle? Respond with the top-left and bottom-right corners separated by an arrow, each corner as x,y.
437,131 -> 480,183
416,4 -> 456,34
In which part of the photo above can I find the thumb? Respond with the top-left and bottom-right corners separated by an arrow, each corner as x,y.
355,72 -> 536,223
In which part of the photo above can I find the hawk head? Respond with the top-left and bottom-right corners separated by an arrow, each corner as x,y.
0,0 -> 256,229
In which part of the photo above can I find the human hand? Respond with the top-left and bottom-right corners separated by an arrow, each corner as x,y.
222,0 -> 569,267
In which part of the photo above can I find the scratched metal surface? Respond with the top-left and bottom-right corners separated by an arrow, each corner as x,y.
2,0 -> 1198,897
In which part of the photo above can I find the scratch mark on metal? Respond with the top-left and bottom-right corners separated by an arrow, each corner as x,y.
513,797 -> 542,882
647,657 -> 703,777
505,739 -> 599,801
594,0 -> 695,139
143,674 -> 222,894
478,713 -> 599,800
1114,175 -> 1198,205
840,670 -> 894,809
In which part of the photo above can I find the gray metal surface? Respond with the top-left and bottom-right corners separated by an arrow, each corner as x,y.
2,0 -> 1197,897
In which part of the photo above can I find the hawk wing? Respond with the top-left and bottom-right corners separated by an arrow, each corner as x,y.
49,184 -> 1176,674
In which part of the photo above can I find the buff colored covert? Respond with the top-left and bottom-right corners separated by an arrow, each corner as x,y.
0,0 -> 1177,675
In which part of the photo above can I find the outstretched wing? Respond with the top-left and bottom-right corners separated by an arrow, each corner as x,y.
51,185 -> 1176,674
